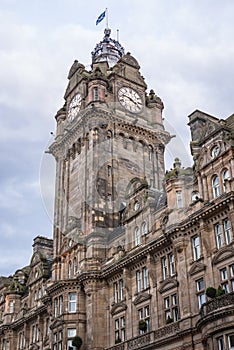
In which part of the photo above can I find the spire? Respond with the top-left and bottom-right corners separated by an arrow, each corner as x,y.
91,28 -> 125,67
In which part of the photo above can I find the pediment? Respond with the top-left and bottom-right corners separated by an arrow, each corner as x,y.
110,302 -> 127,316
133,292 -> 152,305
50,319 -> 64,329
189,261 -> 206,276
159,278 -> 178,293
125,177 -> 148,199
212,246 -> 234,265
29,345 -> 39,350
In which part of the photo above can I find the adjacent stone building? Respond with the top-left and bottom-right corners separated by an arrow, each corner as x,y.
0,28 -> 234,350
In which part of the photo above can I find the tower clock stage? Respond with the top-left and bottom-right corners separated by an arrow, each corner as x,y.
49,27 -> 170,250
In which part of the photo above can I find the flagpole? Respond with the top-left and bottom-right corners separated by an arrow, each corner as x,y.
106,8 -> 108,28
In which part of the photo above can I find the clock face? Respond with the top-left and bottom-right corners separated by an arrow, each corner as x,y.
118,87 -> 143,113
67,93 -> 82,122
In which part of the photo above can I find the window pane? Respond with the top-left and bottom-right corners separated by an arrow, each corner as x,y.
192,235 -> 201,260
68,328 -> 76,337
176,191 -> 182,208
215,224 -> 223,249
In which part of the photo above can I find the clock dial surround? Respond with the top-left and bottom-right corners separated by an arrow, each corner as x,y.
67,93 -> 82,122
118,87 -> 143,113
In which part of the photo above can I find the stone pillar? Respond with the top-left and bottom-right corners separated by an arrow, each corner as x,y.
173,235 -> 191,318
84,279 -> 107,350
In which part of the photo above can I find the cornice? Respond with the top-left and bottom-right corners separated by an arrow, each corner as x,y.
49,106 -> 171,158
165,191 -> 234,237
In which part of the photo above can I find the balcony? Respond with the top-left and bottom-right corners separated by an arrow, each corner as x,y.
200,291 -> 234,319
105,322 -> 180,350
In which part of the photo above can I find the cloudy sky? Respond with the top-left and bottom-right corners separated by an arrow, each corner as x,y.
0,0 -> 233,276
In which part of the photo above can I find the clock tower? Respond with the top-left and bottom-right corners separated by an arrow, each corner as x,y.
49,27 -> 170,279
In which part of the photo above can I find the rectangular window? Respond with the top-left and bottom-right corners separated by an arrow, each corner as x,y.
230,264 -> 234,277
224,219 -> 232,244
196,278 -> 206,309
59,295 -> 63,315
162,256 -> 168,280
169,254 -> 175,275
221,268 -> 228,281
9,301 -> 14,313
67,340 -> 75,350
192,235 -> 201,261
228,334 -> 234,349
93,87 -> 99,101
68,292 -> 77,313
68,329 -> 76,338
176,191 -> 182,208
143,267 -> 149,289
54,298 -> 58,317
215,224 -> 223,249
114,282 -> 118,303
217,336 -> 225,350
164,296 -> 170,309
138,306 -> 150,334
119,279 -> 124,301
137,270 -> 142,292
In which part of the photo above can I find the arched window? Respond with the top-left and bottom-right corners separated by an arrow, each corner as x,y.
68,261 -> 72,278
93,87 -> 99,101
222,169 -> 230,192
148,145 -> 153,161
142,222 -> 147,235
212,175 -> 220,198
135,226 -> 140,246
73,257 -> 77,274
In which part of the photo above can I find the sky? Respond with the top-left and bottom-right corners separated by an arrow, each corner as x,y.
0,0 -> 234,276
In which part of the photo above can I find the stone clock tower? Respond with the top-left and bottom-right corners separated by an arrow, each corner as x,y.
49,27 -> 170,273
49,28 -> 170,348
2,25 -> 233,350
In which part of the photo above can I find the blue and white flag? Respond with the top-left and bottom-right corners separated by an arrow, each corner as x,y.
96,10 -> 106,25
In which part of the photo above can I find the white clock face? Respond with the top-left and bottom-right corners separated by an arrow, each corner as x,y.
67,93 -> 82,122
118,87 -> 143,113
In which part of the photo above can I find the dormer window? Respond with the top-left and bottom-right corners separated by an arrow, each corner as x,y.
93,87 -> 99,101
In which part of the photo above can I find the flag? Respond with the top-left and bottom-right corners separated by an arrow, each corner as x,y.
96,10 -> 106,25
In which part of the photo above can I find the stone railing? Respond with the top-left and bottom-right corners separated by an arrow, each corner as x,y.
104,321 -> 180,350
154,321 -> 180,340
201,292 -> 234,317
127,332 -> 152,350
